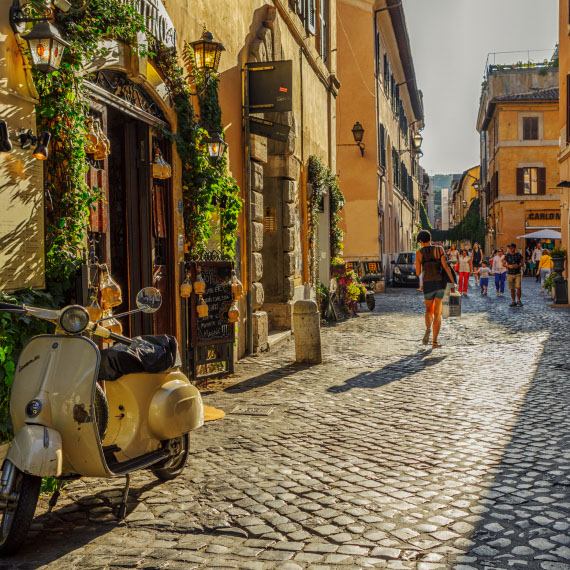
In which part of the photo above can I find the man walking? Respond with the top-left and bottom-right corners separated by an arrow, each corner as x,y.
505,243 -> 524,307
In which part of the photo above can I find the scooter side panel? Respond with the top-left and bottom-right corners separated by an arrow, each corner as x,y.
11,336 -> 110,478
7,425 -> 62,477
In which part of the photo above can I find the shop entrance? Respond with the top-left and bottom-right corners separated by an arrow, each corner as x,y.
87,71 -> 174,338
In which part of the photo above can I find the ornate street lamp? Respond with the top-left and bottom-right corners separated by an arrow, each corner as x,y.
21,20 -> 70,73
412,131 -> 423,150
190,29 -> 225,74
351,122 -> 365,157
207,133 -> 228,161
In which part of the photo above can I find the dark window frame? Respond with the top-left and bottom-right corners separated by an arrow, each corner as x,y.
522,116 -> 539,141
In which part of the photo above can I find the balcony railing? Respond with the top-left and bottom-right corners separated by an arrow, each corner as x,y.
484,48 -> 558,80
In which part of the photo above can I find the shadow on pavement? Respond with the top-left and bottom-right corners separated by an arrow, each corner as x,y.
8,478 -> 164,565
327,352 -> 447,393
223,362 -> 311,394
450,328 -> 570,567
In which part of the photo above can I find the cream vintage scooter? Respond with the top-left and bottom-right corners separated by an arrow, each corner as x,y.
0,288 -> 204,555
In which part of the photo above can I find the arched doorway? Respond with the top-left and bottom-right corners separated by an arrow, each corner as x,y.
85,68 -> 176,337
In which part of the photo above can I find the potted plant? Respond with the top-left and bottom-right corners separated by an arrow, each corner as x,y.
543,272 -> 557,297
550,247 -> 566,274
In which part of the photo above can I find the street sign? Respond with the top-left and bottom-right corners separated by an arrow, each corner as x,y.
249,116 -> 291,142
247,60 -> 293,112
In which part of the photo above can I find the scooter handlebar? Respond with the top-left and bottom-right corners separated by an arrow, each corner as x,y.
0,302 -> 26,313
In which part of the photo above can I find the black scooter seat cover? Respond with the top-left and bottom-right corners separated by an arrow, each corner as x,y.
98,335 -> 179,381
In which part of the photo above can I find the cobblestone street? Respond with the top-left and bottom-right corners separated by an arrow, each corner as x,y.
4,278 -> 570,570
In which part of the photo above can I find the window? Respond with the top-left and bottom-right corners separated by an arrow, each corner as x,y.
383,55 -> 390,89
317,0 -> 329,63
517,167 -> 546,195
379,124 -> 386,168
522,116 -> 539,140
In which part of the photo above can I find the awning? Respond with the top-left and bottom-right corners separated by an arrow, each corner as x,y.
517,229 -> 562,239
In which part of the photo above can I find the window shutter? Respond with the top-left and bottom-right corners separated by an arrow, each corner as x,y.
379,124 -> 386,168
318,0 -> 328,62
516,168 -> 524,196
538,167 -> 546,195
306,0 -> 316,34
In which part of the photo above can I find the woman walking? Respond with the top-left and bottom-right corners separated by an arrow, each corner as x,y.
447,244 -> 460,270
492,248 -> 507,297
537,249 -> 554,291
415,230 -> 455,349
472,243 -> 483,285
457,249 -> 473,295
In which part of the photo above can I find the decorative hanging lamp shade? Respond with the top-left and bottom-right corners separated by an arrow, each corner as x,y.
412,132 -> 423,150
351,121 -> 365,144
190,29 -> 225,73
22,20 -> 69,73
207,133 -> 228,160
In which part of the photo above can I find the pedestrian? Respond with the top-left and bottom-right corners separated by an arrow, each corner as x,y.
447,244 -> 460,270
524,245 -> 532,276
491,248 -> 507,297
531,243 -> 543,282
537,249 -> 554,290
415,230 -> 455,349
472,243 -> 483,285
505,243 -> 524,307
457,249 -> 473,296
478,260 -> 491,296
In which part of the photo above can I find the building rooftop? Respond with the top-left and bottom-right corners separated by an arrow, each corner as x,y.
495,87 -> 559,103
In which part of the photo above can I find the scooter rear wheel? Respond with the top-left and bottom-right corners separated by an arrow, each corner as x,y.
151,434 -> 190,481
0,466 -> 41,555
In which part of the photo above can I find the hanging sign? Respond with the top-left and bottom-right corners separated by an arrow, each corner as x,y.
247,60 -> 293,112
127,0 -> 176,48
249,116 -> 291,142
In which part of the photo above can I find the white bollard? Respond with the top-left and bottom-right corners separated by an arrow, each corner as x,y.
293,300 -> 322,364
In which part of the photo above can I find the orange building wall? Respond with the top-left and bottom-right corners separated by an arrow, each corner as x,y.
336,0 -> 380,261
490,102 -> 561,249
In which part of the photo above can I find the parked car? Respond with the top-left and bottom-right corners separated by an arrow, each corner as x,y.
391,252 -> 419,287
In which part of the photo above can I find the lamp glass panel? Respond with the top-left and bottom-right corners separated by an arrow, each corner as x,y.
49,40 -> 65,70
29,38 -> 52,68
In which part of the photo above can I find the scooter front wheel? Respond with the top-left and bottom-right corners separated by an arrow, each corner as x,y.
0,465 -> 41,555
151,434 -> 190,481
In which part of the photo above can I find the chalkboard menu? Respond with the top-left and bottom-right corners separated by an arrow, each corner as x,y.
187,261 -> 235,380
196,263 -> 233,342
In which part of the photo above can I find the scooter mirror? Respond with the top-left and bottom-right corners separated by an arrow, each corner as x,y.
136,287 -> 162,313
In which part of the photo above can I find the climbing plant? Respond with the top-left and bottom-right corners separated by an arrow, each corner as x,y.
308,156 -> 346,285
0,2 -> 242,441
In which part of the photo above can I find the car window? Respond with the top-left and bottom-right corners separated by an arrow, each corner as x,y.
397,253 -> 415,264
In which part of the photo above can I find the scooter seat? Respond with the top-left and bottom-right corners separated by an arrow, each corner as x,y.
98,335 -> 179,381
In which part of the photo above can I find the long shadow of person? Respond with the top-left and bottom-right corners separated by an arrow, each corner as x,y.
327,351 -> 448,393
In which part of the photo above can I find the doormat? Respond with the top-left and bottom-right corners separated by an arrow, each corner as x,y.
231,405 -> 275,416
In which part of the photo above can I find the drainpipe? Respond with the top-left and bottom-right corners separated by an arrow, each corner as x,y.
243,65 -> 254,355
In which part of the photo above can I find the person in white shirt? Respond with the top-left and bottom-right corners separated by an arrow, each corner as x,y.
531,243 -> 543,282
492,248 -> 507,297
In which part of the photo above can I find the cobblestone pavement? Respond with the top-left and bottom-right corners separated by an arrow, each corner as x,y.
4,278 -> 570,570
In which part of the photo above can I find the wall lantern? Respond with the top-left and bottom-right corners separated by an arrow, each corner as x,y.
190,29 -> 225,74
351,121 -> 365,157
412,131 -> 423,150
207,133 -> 228,161
21,20 -> 70,73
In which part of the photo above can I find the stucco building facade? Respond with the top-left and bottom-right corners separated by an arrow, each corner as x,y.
337,0 -> 424,273
477,57 -> 560,252
0,1 -> 338,364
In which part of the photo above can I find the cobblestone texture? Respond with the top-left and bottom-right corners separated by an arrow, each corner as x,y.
3,278 -> 570,569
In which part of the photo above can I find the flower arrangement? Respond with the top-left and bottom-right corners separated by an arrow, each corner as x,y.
337,270 -> 366,315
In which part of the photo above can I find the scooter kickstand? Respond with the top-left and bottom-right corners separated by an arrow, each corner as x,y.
48,480 -> 63,513
118,474 -> 130,520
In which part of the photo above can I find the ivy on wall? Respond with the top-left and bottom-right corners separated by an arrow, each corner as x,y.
308,156 -> 345,284
0,2 -> 242,440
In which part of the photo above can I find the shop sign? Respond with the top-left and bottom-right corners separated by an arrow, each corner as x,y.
526,210 -> 561,225
246,60 -> 293,112
127,0 -> 176,49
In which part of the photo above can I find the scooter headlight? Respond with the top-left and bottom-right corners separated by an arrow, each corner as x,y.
394,267 -> 401,275
59,305 -> 90,334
